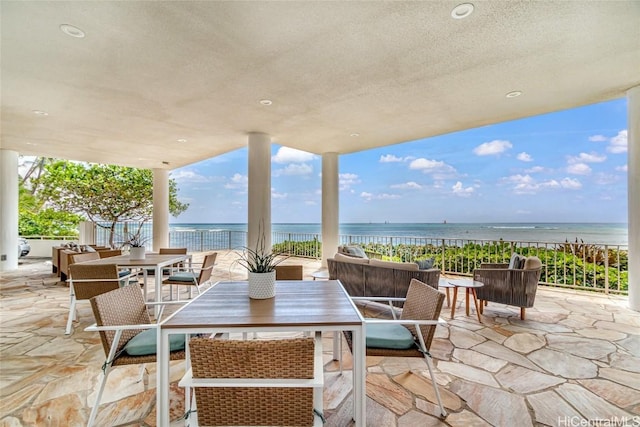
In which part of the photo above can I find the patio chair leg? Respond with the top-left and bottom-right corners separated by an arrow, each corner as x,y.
520,307 -> 526,320
424,354 -> 447,419
87,366 -> 111,427
65,297 -> 76,335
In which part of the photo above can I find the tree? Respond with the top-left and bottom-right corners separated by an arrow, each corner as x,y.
34,161 -> 189,247
19,181 -> 83,236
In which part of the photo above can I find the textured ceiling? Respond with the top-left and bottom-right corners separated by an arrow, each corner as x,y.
2,1 -> 639,170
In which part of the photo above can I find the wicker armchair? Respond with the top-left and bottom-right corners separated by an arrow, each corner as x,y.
473,256 -> 542,320
65,263 -> 137,335
85,284 -> 186,427
181,335 -> 323,426
275,264 -> 304,280
344,278 -> 448,418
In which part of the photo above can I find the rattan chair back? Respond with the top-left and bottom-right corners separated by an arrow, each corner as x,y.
189,337 -> 315,426
70,252 -> 100,264
401,278 -> 445,351
198,252 -> 217,284
275,265 -> 304,280
89,284 -> 151,359
159,247 -> 187,255
69,264 -> 122,300
98,249 -> 122,258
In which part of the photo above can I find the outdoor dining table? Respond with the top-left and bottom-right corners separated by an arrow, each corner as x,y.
157,279 -> 367,426
77,253 -> 191,317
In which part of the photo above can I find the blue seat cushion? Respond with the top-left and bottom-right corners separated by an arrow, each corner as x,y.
366,323 -> 416,350
166,272 -> 196,283
124,328 -> 186,356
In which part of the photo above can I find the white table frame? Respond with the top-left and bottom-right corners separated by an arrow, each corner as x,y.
157,280 -> 366,426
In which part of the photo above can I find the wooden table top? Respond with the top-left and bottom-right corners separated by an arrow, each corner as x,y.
162,280 -> 364,329
78,253 -> 189,268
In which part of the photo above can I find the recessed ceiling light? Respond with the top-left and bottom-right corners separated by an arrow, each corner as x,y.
259,99 -> 273,106
506,91 -> 523,98
177,138 -> 187,143
451,3 -> 474,19
60,24 -> 85,38
26,142 -> 37,146
32,110 -> 48,116
350,133 -> 360,137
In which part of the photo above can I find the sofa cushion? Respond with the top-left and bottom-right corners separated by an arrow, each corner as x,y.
415,257 -> 435,270
369,258 -> 419,271
523,256 -> 542,270
334,253 -> 370,264
508,253 -> 526,269
338,245 -> 368,258
366,323 -> 416,349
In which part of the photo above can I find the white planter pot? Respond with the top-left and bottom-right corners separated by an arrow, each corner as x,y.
129,247 -> 146,260
248,271 -> 276,299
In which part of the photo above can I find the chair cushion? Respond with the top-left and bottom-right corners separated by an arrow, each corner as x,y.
415,257 -> 435,270
124,328 -> 186,356
366,323 -> 416,350
166,272 -> 197,282
339,245 -> 368,258
523,256 -> 542,270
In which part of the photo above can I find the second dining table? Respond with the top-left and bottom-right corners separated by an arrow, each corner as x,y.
77,252 -> 191,316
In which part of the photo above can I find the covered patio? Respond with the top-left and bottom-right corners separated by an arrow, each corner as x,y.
1,253 -> 638,426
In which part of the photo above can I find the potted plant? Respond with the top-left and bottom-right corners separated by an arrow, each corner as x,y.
124,233 -> 149,260
235,226 -> 287,299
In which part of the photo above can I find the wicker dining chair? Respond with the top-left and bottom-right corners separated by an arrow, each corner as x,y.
344,278 -> 448,418
65,263 -> 137,335
182,335 -> 323,426
86,283 -> 186,427
162,252 -> 217,299
275,264 -> 304,280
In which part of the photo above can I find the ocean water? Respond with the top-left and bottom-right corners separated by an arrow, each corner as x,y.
169,223 -> 629,246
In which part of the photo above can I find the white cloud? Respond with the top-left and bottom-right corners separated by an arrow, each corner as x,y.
339,173 -> 361,191
379,154 -> 403,163
500,174 -> 581,194
567,152 -> 606,164
566,163 -> 592,175
616,165 -> 628,172
589,134 -> 608,142
594,173 -> 618,185
517,152 -> 533,162
390,181 -> 422,190
524,166 -> 547,174
272,147 -> 316,164
451,181 -> 474,197
271,189 -> 287,199
170,169 -> 212,183
273,163 -> 313,177
560,177 -> 582,190
224,173 -> 248,190
608,130 -> 627,153
360,192 -> 401,201
473,140 -> 512,156
408,158 -> 457,178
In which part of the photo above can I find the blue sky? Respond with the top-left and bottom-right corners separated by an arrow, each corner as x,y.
171,98 -> 628,224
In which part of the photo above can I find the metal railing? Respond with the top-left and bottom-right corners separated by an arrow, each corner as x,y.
91,223 -> 628,295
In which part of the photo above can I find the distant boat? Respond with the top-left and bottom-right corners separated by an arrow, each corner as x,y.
443,220 -> 447,224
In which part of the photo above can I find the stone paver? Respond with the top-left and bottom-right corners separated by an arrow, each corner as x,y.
1,255 -> 639,426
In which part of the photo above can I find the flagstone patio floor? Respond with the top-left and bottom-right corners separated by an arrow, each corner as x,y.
1,251 -> 639,426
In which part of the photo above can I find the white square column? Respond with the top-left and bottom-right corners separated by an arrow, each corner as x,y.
627,86 -> 639,312
0,149 -> 19,272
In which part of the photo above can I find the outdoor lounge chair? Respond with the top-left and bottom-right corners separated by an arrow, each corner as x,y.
473,255 -> 542,320
344,278 -> 448,418
180,334 -> 324,426
85,283 -> 186,427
